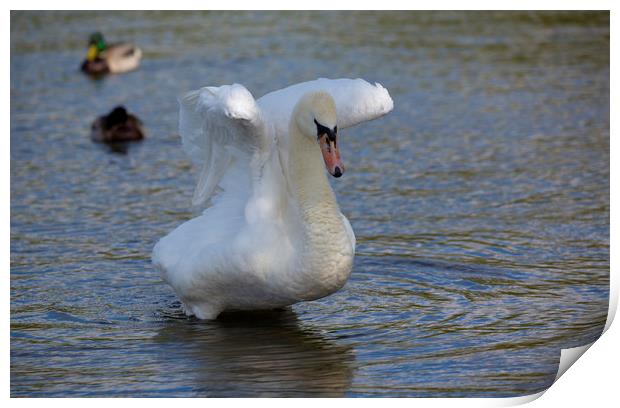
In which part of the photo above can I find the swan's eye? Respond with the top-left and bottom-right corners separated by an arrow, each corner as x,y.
314,118 -> 331,137
314,119 -> 337,143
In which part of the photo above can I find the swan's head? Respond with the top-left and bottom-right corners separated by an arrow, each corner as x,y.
295,91 -> 344,178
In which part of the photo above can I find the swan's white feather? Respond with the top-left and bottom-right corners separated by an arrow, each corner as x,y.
258,77 -> 394,133
178,84 -> 268,208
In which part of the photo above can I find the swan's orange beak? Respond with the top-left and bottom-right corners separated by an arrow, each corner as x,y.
319,134 -> 344,178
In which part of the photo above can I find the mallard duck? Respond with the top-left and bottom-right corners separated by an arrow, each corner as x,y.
80,32 -> 142,75
152,78 -> 393,319
90,106 -> 145,143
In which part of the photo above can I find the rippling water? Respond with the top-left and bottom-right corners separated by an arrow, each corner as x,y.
11,11 -> 609,397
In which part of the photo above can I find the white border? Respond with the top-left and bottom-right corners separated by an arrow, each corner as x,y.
2,0 -> 617,11
5,2 -> 616,406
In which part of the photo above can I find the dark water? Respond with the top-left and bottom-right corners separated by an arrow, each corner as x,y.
10,11 -> 609,397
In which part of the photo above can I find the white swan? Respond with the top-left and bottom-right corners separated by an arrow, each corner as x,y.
152,78 -> 393,319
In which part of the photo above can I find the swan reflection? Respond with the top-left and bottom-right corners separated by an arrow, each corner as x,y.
155,308 -> 354,396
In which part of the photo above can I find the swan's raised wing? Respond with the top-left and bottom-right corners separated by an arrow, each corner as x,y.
179,84 -> 268,208
257,78 -> 394,136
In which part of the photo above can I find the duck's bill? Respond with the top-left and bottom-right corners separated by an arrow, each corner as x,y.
319,134 -> 345,178
87,44 -> 98,61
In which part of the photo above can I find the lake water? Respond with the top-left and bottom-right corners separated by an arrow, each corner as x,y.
10,11 -> 609,397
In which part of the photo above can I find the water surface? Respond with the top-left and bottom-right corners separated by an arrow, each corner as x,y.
11,11 -> 609,397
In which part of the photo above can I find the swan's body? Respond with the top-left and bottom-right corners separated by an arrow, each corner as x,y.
152,78 -> 393,319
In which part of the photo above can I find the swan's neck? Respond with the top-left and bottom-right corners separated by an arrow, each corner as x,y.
287,123 -> 352,299
288,124 -> 340,223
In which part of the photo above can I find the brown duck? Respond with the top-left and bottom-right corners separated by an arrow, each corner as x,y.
91,106 -> 145,143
